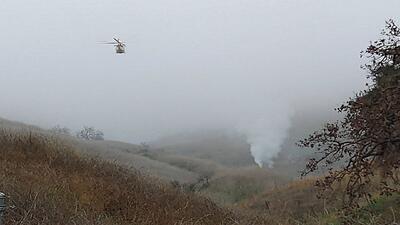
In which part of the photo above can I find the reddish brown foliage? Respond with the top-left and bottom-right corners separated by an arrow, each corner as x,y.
299,20 -> 400,209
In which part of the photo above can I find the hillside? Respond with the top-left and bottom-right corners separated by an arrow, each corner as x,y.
199,167 -> 289,206
271,107 -> 339,177
243,178 -> 400,225
0,126 -> 244,225
0,118 -> 198,183
1,118 -> 399,225
65,138 -> 198,183
0,118 -> 316,225
151,129 -> 256,168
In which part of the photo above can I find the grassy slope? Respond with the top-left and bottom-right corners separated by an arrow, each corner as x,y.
0,127 -> 242,225
242,178 -> 400,225
0,118 -> 198,183
200,167 -> 289,206
65,138 -> 198,183
151,129 -> 256,168
1,118 -> 398,225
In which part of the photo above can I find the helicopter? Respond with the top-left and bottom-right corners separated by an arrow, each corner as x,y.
102,38 -> 126,54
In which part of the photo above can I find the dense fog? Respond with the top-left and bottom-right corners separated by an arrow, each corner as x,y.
0,0 -> 399,164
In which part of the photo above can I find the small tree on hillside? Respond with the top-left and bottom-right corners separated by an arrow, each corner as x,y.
299,20 -> 400,209
139,142 -> 150,153
76,126 -> 104,141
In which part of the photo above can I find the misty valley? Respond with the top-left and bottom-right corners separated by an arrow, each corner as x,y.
1,1 -> 400,225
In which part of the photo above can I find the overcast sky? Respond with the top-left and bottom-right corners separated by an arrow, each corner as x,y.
0,0 -> 399,148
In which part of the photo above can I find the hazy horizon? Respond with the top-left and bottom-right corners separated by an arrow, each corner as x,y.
1,0 -> 399,164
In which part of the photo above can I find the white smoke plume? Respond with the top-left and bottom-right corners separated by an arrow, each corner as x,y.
237,106 -> 293,167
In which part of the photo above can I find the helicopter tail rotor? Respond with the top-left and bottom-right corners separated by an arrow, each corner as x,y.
100,41 -> 118,45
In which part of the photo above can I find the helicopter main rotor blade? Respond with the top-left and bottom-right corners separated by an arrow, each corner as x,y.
113,38 -> 121,44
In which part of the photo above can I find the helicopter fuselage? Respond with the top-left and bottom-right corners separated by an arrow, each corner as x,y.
115,44 -> 125,54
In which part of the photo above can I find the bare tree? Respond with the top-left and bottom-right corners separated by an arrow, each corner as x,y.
76,126 -> 104,141
139,142 -> 150,153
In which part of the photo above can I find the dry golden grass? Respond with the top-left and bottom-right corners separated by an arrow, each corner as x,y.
0,128 -> 242,225
144,152 -> 220,179
242,178 -> 326,216
0,125 -> 398,225
61,136 -> 199,183
241,175 -> 400,225
200,167 -> 289,206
